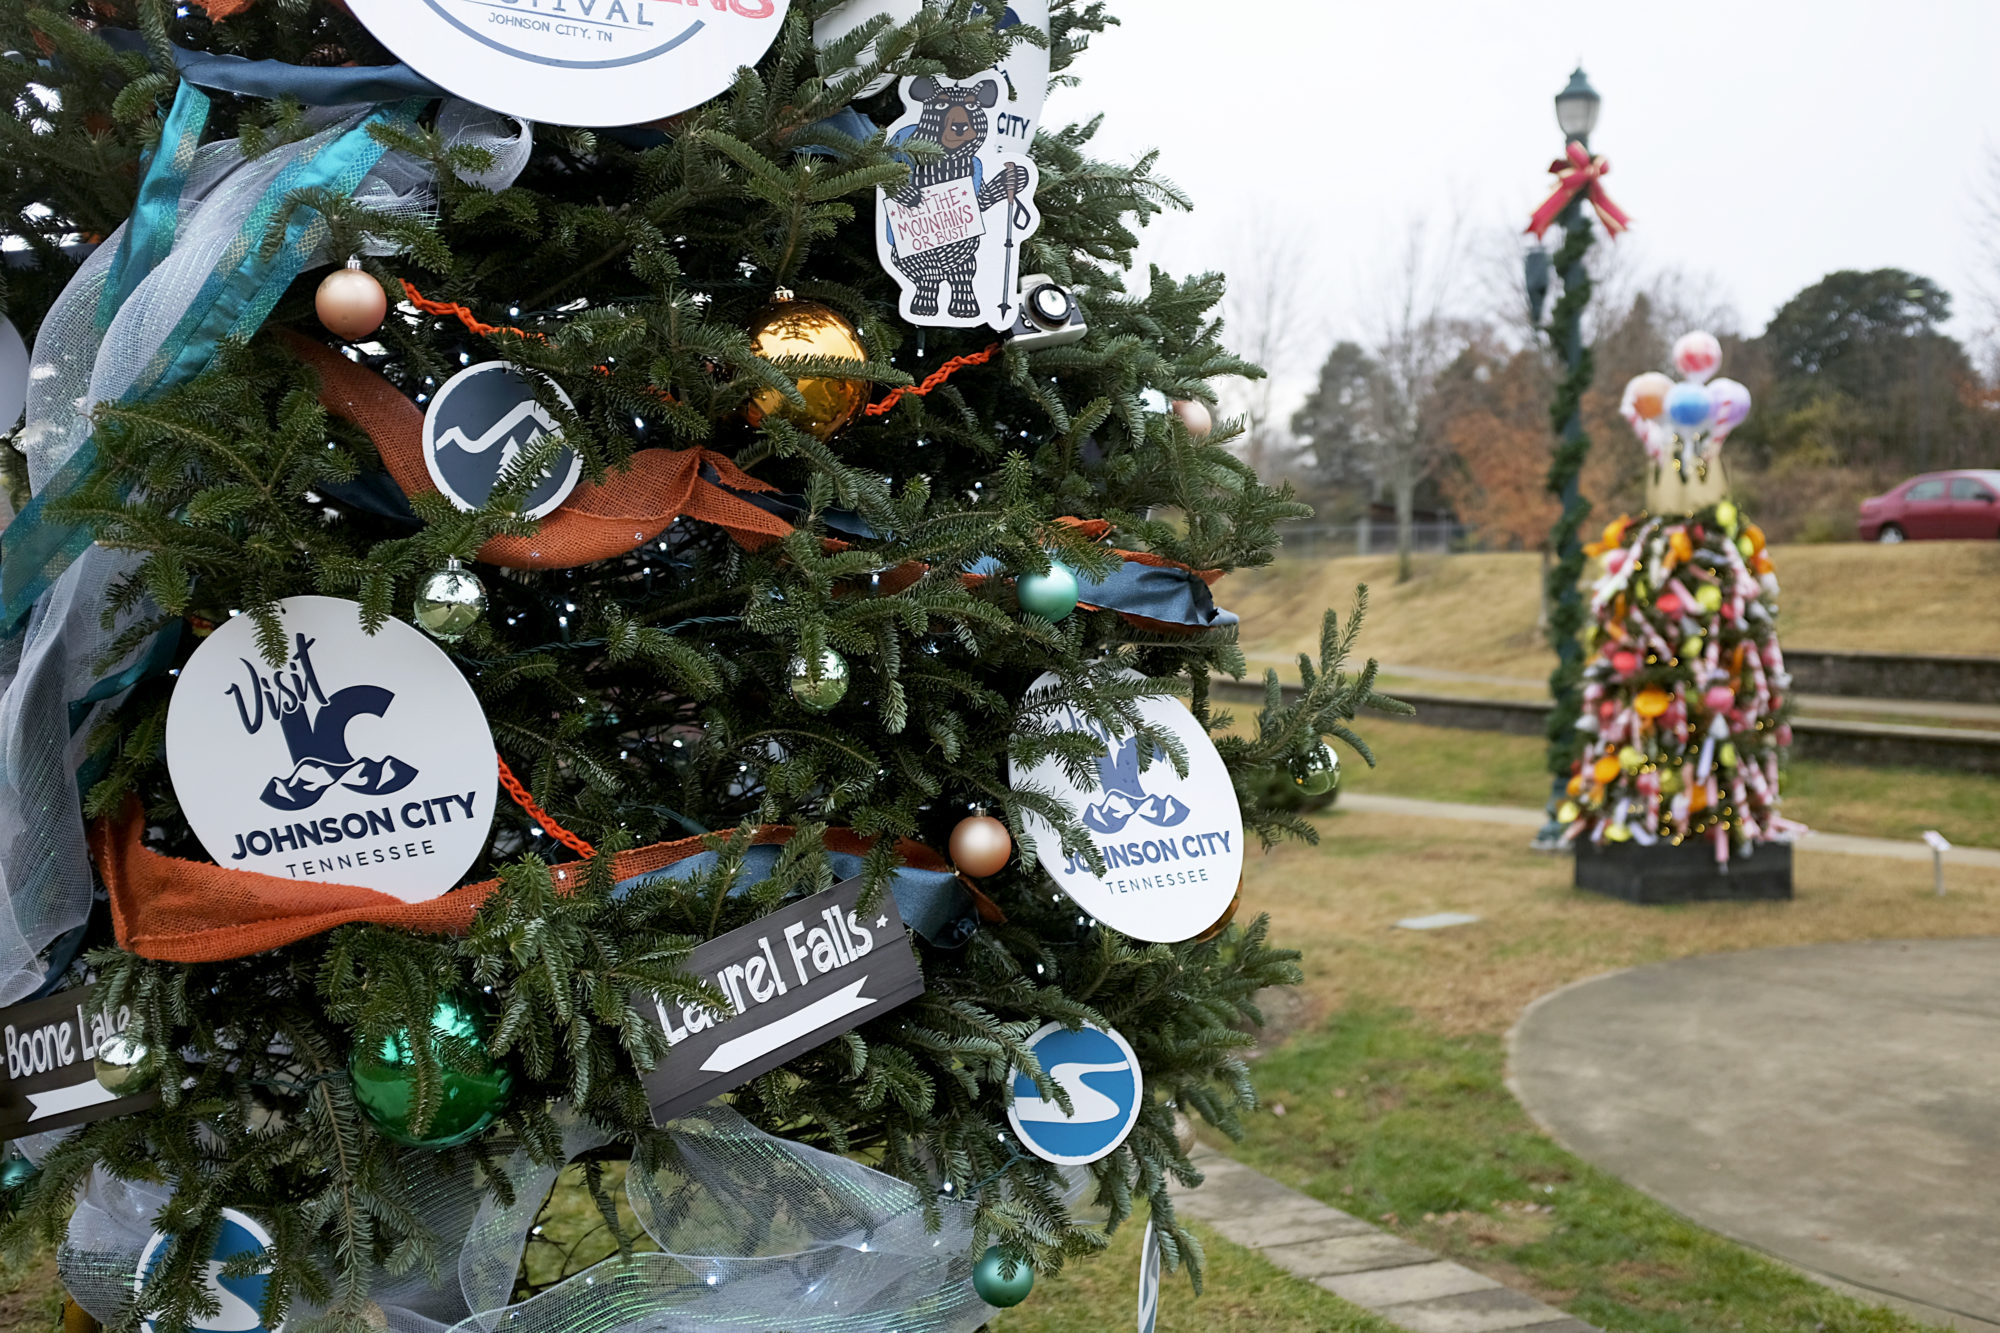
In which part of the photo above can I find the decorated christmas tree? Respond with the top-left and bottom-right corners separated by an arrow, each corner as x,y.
0,1 -> 1385,1327
1560,332 -> 1803,866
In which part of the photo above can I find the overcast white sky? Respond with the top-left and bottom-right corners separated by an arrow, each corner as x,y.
1048,0 -> 2000,370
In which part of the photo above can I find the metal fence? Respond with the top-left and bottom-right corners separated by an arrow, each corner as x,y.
1278,520 -> 1473,558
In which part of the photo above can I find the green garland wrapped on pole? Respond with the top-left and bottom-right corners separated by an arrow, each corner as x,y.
1524,67 -> 1629,848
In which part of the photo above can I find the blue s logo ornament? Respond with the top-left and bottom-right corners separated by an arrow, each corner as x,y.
1006,1022 -> 1143,1166
134,1208 -> 276,1333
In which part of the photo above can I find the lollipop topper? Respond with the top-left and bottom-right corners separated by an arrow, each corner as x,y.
1620,331 -> 1751,482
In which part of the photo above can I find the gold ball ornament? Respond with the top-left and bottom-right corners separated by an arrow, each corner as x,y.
949,813 -> 1013,877
316,257 -> 388,341
1193,880 -> 1242,942
743,290 -> 868,441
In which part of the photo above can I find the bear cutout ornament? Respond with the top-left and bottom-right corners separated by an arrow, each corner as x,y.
875,72 -> 1041,331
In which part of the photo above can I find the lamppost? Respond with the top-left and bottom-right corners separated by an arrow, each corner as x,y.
1529,66 -> 1610,850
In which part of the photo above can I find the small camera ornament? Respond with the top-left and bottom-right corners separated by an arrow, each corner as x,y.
1007,275 -> 1087,350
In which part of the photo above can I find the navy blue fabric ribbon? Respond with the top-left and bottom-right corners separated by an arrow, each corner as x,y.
965,554 -> 1238,631
614,844 -> 977,949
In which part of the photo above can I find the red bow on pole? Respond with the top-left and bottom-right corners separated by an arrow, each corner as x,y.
1526,140 -> 1631,240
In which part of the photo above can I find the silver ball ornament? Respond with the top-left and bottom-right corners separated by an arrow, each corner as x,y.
414,558 -> 487,642
788,649 -> 850,712
93,1031 -> 150,1097
1292,741 -> 1341,797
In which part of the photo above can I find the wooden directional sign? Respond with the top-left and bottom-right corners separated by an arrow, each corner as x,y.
0,985 -> 157,1141
640,877 -> 926,1124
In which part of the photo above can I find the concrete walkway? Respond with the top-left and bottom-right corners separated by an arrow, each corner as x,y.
1338,791 -> 2000,870
1509,940 -> 2000,1332
1171,1147 -> 1600,1332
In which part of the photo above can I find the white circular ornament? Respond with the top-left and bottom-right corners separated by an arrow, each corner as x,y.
166,597 -> 497,902
0,314 -> 27,431
423,362 -> 582,520
1006,1021 -> 1142,1166
345,0 -> 789,128
1009,670 -> 1243,943
1137,1217 -> 1162,1333
135,1207 -> 278,1333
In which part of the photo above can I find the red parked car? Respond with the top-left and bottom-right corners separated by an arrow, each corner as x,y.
1858,470 -> 2000,542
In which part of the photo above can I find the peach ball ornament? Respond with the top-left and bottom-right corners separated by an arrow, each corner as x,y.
1171,398 -> 1212,439
949,811 -> 1013,878
315,257 -> 388,342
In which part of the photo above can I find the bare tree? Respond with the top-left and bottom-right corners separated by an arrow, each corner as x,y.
1218,216 -> 1322,480
1968,146 -> 2000,381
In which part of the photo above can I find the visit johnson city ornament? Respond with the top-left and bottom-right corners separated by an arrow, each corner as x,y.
1008,670 -> 1244,942
165,597 -> 496,901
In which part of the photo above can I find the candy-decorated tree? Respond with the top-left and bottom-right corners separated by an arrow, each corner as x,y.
0,0 -> 1391,1327
1561,333 -> 1802,886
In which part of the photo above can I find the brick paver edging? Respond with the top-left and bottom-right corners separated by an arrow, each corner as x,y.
1170,1148 -> 1601,1333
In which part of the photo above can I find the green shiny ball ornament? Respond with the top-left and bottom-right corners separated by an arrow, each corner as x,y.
972,1245 -> 1035,1308
1715,500 -> 1739,532
1695,583 -> 1724,614
414,557 -> 487,643
1680,635 -> 1704,660
93,1032 -> 150,1097
787,649 -> 850,712
1016,563 -> 1080,622
1291,741 -> 1341,796
350,997 -> 511,1148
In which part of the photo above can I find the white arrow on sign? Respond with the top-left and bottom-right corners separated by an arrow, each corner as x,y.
27,1079 -> 119,1121
700,977 -> 877,1074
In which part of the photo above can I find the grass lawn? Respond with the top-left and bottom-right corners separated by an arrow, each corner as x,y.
1230,543 -> 2000,682
1331,720 -> 2000,852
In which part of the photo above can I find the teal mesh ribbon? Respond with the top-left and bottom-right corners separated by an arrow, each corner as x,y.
1,91 -> 424,634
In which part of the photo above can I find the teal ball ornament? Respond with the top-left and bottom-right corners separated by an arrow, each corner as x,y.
787,648 -> 850,712
350,996 -> 511,1148
972,1245 -> 1035,1308
0,1151 -> 36,1194
1291,741 -> 1341,797
1016,563 -> 1079,622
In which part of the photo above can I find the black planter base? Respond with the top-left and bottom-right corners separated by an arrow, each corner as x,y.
1575,839 -> 1794,904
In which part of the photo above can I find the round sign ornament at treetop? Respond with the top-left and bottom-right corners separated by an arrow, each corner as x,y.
345,0 -> 789,128
1006,1021 -> 1143,1166
1008,670 -> 1243,943
165,597 -> 497,902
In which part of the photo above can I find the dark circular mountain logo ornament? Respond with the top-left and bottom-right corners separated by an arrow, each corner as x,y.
422,362 -> 582,521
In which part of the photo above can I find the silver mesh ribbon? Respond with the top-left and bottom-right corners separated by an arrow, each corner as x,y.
59,1105 -> 995,1333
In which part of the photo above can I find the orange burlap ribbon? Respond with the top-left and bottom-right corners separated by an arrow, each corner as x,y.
282,332 -> 793,567
92,800 -> 948,963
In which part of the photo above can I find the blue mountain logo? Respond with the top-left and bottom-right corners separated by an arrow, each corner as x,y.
225,631 -> 417,812
1082,733 -> 1190,835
